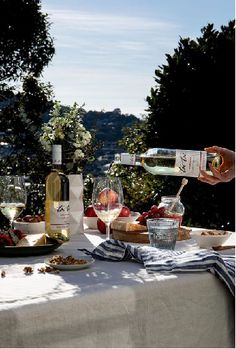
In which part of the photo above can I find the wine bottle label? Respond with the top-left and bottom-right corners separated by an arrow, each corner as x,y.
50,201 -> 70,231
175,150 -> 205,177
52,144 -> 62,165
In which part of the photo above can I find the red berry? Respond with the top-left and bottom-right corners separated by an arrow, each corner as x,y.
142,212 -> 149,219
150,205 -> 159,214
157,207 -> 166,217
97,219 -> 106,234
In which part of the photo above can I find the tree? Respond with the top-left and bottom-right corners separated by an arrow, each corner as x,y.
0,0 -> 55,226
0,0 -> 54,82
113,20 -> 235,230
146,21 -> 235,150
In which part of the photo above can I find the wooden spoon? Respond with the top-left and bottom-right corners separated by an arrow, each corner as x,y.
169,178 -> 188,212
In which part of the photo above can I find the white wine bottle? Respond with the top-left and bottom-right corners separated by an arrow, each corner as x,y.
45,144 -> 70,242
114,148 -> 222,177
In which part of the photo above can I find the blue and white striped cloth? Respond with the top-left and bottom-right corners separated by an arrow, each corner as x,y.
79,239 -> 235,297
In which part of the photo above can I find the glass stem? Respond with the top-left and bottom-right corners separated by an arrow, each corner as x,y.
106,222 -> 111,240
10,219 -> 14,231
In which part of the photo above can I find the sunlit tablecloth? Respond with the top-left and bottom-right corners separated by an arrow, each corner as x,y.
0,230 -> 235,348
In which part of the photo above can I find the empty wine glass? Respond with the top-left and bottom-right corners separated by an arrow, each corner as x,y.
0,176 -> 27,230
92,176 -> 123,240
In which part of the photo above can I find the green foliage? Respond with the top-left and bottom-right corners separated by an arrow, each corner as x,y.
114,20 -> 235,230
109,164 -> 168,213
0,0 -> 55,228
40,101 -> 95,175
0,77 -> 53,178
83,174 -> 95,209
0,77 -> 54,228
146,21 -> 235,149
0,0 -> 55,81
118,117 -> 150,154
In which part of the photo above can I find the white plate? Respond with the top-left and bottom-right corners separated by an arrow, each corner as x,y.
45,255 -> 95,270
190,229 -> 232,249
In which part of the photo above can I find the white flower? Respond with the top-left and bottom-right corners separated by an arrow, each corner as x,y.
39,101 -> 92,174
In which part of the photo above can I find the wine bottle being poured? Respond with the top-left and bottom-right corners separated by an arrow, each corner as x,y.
114,148 -> 222,178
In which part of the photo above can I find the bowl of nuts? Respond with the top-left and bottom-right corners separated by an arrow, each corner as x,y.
191,229 -> 232,249
13,215 -> 45,235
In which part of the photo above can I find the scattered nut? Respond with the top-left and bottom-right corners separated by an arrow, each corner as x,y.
1,270 -> 6,278
38,266 -> 60,274
23,266 -> 33,274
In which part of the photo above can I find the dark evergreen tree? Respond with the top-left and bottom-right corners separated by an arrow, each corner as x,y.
0,0 -> 54,81
146,21 -> 235,150
145,20 -> 235,230
0,0 -> 55,223
113,20 -> 235,230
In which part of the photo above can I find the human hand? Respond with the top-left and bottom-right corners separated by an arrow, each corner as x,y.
198,146 -> 235,185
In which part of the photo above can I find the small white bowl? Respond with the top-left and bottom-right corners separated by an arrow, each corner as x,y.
115,211 -> 140,223
83,217 -> 98,230
191,229 -> 232,249
13,221 -> 45,235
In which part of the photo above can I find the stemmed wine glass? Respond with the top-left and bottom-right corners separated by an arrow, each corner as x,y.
0,176 -> 27,230
92,176 -> 123,240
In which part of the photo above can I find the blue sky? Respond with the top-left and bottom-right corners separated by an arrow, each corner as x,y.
41,0 -> 234,117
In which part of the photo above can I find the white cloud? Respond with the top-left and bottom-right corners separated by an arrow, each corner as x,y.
42,65 -> 153,116
45,8 -> 179,34
41,4 -> 181,115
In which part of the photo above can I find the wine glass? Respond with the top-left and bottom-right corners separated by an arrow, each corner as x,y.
0,176 -> 27,230
92,176 -> 123,240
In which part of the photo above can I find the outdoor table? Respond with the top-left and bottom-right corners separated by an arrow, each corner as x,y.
0,229 -> 235,348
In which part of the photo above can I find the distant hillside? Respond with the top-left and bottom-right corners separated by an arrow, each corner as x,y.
0,101 -> 142,176
82,108 -> 142,175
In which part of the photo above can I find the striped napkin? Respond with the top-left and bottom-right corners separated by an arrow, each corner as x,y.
78,239 -> 235,297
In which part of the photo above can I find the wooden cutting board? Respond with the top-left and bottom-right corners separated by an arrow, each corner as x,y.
112,226 -> 191,243
112,229 -> 149,243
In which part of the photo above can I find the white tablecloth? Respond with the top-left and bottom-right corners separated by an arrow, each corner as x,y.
0,230 -> 235,348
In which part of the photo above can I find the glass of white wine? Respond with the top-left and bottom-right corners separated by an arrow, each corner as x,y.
0,176 -> 27,230
92,176 -> 123,240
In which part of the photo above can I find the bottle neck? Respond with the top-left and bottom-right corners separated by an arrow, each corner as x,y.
52,144 -> 62,169
115,153 -> 141,166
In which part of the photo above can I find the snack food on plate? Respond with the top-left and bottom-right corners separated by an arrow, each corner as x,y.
16,214 -> 45,222
0,230 -> 26,246
16,233 -> 47,247
49,255 -> 87,265
201,230 -> 227,236
111,220 -> 147,232
177,226 -> 191,241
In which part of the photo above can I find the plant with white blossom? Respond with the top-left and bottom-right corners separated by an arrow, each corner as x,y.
40,101 -> 92,174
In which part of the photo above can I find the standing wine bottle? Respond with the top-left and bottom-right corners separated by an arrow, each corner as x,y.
45,144 -> 70,242
114,148 -> 222,177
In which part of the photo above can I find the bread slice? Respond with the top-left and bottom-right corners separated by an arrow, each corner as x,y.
16,233 -> 47,247
111,220 -> 147,232
177,226 -> 191,241
112,229 -> 149,243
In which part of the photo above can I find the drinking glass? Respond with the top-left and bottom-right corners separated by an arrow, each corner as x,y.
0,176 -> 27,229
147,218 -> 179,250
92,176 -> 123,240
